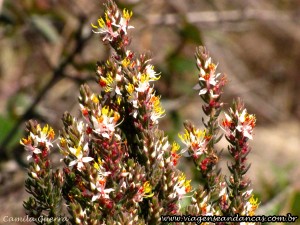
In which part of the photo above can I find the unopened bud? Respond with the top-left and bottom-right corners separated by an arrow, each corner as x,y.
31,172 -> 38,179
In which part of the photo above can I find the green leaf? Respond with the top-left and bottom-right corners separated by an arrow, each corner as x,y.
169,54 -> 195,74
31,15 -> 60,43
0,114 -> 23,149
179,23 -> 203,44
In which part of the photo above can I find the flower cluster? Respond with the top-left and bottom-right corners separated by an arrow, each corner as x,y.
91,5 -> 133,42
179,122 -> 208,158
21,1 -> 259,224
20,123 -> 54,161
220,99 -> 257,215
21,121 -> 64,222
222,104 -> 256,140
194,46 -> 227,115
182,48 -> 258,219
178,47 -> 226,198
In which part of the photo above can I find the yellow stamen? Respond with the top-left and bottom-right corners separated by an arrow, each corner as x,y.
60,138 -> 67,148
98,17 -> 105,28
151,96 -> 165,115
140,74 -> 149,83
20,137 -> 32,145
42,124 -> 49,135
123,9 -> 133,20
126,83 -> 135,94
92,94 -> 99,104
114,112 -> 120,122
178,173 -> 191,193
178,130 -> 190,142
178,173 -> 186,183
142,181 -> 154,198
194,128 -> 205,139
97,116 -> 104,124
48,127 -> 55,140
249,195 -> 259,216
93,157 -> 102,171
101,106 -> 109,116
122,58 -> 130,67
91,23 -> 99,29
75,146 -> 82,158
117,96 -> 122,105
172,142 -> 180,152
184,179 -> 192,192
208,63 -> 216,71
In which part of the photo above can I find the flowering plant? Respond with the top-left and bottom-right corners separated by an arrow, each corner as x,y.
21,0 -> 259,224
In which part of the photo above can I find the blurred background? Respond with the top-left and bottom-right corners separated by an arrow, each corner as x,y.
0,0 -> 299,224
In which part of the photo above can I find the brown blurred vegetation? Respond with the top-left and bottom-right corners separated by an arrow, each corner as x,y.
0,0 -> 299,224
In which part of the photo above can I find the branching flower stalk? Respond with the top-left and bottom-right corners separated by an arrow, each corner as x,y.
88,0 -> 189,220
180,47 -> 227,191
179,38 -> 259,222
179,47 -> 227,217
22,1 -> 189,224
21,0 -> 260,224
